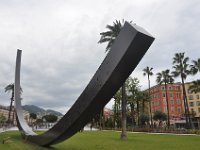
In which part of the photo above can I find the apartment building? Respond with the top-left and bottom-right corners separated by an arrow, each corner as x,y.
149,83 -> 183,119
184,82 -> 200,117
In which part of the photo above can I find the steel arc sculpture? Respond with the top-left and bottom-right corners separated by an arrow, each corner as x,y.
14,22 -> 155,146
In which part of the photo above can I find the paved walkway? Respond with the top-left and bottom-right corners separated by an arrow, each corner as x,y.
0,126 -> 97,133
0,126 -> 18,133
105,129 -> 199,136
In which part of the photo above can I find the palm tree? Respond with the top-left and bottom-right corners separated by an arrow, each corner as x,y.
5,83 -> 15,124
136,91 -> 151,127
127,77 -> 140,128
156,69 -> 174,129
98,20 -> 123,52
172,52 -> 191,129
98,19 -> 131,140
189,80 -> 200,93
190,58 -> 200,75
5,83 -> 22,124
143,66 -> 153,128
113,90 -> 122,129
140,91 -> 151,114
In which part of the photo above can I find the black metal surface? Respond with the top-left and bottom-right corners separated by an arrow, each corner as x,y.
14,22 -> 155,146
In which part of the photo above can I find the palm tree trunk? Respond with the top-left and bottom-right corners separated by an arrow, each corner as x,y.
130,103 -> 135,129
137,100 -> 140,127
8,91 -> 14,125
12,108 -> 15,125
120,83 -> 127,140
99,111 -> 102,130
142,100 -> 145,113
181,77 -> 192,129
102,109 -> 105,129
148,76 -> 153,128
114,99 -> 117,129
164,82 -> 170,129
7,98 -> 13,124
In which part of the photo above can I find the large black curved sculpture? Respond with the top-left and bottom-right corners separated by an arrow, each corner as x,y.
14,22 -> 154,146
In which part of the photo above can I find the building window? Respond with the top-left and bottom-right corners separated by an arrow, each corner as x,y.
198,108 -> 200,113
171,107 -> 174,112
170,93 -> 173,97
163,93 -> 166,97
189,102 -> 194,107
170,100 -> 174,105
162,86 -> 165,90
177,99 -> 181,105
196,95 -> 199,99
189,95 -> 193,100
177,107 -> 181,113
196,101 -> 200,106
168,86 -> 172,90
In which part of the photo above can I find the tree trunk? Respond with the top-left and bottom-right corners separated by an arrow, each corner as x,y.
12,108 -> 15,125
8,91 -> 14,124
142,100 -> 145,113
120,83 -> 127,140
99,111 -> 102,130
165,82 -> 170,129
130,103 -> 135,129
181,77 -> 192,129
114,99 -> 117,129
137,100 -> 140,127
148,75 -> 153,128
102,109 -> 105,129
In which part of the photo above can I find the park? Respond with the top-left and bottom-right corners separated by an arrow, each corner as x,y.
1,1 -> 200,150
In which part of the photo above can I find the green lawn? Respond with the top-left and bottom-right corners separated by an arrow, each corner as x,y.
1,130 -> 200,150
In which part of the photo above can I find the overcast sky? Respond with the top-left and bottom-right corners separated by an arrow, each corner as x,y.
0,0 -> 200,114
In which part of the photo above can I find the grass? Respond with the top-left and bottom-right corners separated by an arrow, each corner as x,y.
1,130 -> 200,150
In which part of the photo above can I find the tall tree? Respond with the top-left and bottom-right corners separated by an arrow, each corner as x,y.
143,66 -> 153,128
140,91 -> 151,114
127,77 -> 140,128
189,80 -> 200,93
113,90 -> 121,129
190,58 -> 200,75
189,58 -> 200,96
98,20 -> 131,140
136,91 -> 151,127
5,83 -> 14,124
172,52 -> 192,129
5,83 -> 22,125
98,20 -> 123,52
156,69 -> 174,129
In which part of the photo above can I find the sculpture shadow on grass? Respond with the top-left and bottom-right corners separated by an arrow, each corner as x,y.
14,22 -> 155,146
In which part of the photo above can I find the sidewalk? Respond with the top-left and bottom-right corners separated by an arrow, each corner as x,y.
0,126 -> 18,133
0,126 -> 97,133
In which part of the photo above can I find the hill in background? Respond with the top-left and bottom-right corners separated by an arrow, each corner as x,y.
22,105 -> 63,117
